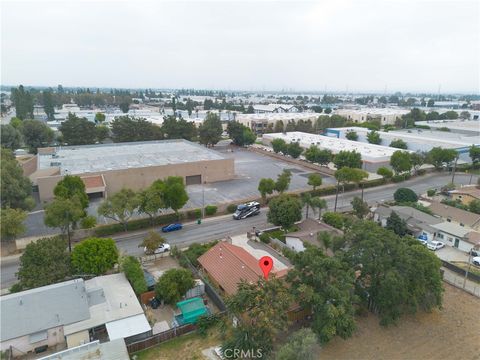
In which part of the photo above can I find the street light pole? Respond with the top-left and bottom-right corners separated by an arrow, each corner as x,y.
201,166 -> 207,219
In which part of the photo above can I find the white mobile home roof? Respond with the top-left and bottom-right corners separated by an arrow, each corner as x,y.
105,314 -> 151,341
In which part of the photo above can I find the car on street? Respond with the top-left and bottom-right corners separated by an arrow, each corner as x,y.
472,256 -> 480,266
161,223 -> 183,232
144,243 -> 171,255
427,241 -> 445,251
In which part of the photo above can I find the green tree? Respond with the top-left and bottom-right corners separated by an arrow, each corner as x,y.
366,130 -> 381,144
274,120 -> 284,133
0,149 -> 35,210
389,139 -> 408,149
17,236 -> 71,289
394,188 -> 418,203
275,169 -> 292,193
1,124 -> 23,150
376,166 -> 393,180
301,192 -> 315,219
42,89 -> 55,120
54,175 -> 89,211
44,196 -> 85,252
334,167 -> 368,211
410,151 -> 426,174
286,142 -> 303,158
59,113 -> 97,145
163,176 -> 189,217
161,115 -> 197,141
223,277 -> 293,358
121,256 -> 148,295
468,199 -> 480,214
386,211 -> 407,236
459,111 -> 470,120
95,125 -> 109,143
21,119 -> 54,153
155,268 -> 195,304
227,121 -> 256,146
94,112 -> 106,124
287,246 -> 356,343
275,328 -> 318,360
311,196 -> 327,220
346,131 -> 358,141
258,178 -> 276,203
0,207 -> 27,241
267,194 -> 302,231
98,188 -> 139,231
119,101 -> 130,113
344,221 -> 443,326
390,150 -> 413,175
198,112 -> 222,147
271,138 -> 287,153
469,145 -> 480,166
333,150 -> 362,169
307,173 -> 322,191
427,99 -> 435,107
138,180 -> 166,224
111,116 -> 163,143
427,147 -> 457,170
351,197 -> 369,219
71,237 -> 119,275
11,85 -> 33,120
140,231 -> 165,254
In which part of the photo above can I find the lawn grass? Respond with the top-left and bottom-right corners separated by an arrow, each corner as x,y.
134,329 -> 221,360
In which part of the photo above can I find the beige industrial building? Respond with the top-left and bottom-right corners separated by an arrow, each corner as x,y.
23,140 -> 234,202
334,108 -> 409,125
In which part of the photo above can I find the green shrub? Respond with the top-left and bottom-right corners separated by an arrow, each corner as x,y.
427,189 -> 436,197
322,212 -> 345,229
394,188 -> 418,203
362,178 -> 386,189
205,205 -> 218,216
121,256 -> 147,295
181,241 -> 219,267
186,209 -> 202,220
197,314 -> 221,337
94,212 -> 181,236
227,204 -> 237,213
392,174 -> 405,183
259,233 -> 271,244
80,215 -> 97,229
415,124 -> 430,129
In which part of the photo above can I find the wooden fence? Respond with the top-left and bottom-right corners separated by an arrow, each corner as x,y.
127,323 -> 196,353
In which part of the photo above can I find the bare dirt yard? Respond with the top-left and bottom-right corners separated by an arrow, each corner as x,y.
322,283 -> 480,360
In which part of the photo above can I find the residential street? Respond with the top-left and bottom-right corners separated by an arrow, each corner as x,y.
1,172 -> 477,289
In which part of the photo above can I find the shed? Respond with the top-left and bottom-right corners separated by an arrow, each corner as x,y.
175,297 -> 209,325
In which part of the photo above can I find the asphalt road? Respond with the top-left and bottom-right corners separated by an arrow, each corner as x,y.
1,172 -> 477,289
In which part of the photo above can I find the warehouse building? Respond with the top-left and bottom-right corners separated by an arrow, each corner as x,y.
334,108 -> 410,125
25,139 -> 234,201
262,131 -> 407,172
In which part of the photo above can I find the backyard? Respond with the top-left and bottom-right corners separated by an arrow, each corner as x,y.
133,283 -> 479,360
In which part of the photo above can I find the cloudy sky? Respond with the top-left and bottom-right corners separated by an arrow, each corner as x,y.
1,0 -> 479,93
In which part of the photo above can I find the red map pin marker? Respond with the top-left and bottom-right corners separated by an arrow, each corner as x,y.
259,256 -> 273,280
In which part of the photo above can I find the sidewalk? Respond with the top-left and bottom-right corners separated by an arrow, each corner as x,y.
442,267 -> 480,297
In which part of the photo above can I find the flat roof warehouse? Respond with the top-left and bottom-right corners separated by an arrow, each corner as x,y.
38,139 -> 225,175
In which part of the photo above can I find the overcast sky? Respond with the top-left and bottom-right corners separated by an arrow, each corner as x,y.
1,0 -> 479,93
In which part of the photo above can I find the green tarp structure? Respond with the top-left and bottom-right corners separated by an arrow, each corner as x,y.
176,297 -> 208,324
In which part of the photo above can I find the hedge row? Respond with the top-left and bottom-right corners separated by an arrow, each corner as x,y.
94,212 -> 181,236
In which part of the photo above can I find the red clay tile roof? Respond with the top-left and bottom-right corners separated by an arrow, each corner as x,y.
81,175 -> 105,189
198,242 -> 286,296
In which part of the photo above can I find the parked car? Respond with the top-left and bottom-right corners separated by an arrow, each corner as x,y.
472,257 -> 480,266
144,243 -> 171,255
161,223 -> 183,232
417,235 -> 428,246
427,241 -> 445,251
469,249 -> 480,257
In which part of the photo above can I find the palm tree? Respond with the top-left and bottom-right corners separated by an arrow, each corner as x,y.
311,197 -> 327,220
301,193 -> 314,219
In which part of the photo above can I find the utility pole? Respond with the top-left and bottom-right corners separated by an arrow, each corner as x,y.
451,155 -> 458,184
